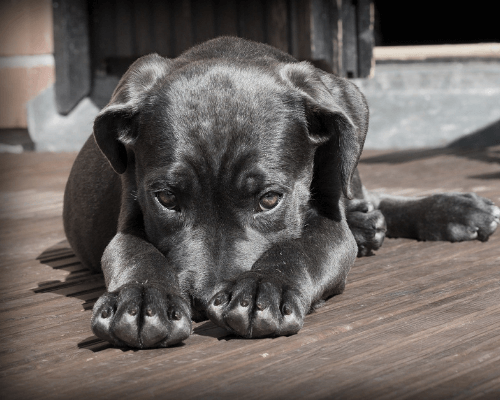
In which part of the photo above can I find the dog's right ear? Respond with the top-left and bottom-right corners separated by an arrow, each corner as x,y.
93,54 -> 172,174
279,62 -> 369,200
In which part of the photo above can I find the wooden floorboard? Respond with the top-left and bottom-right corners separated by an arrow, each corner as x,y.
0,146 -> 499,399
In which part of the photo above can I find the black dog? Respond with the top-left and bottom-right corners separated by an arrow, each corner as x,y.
63,37 -> 500,348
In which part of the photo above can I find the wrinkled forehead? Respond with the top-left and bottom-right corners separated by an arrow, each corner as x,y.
136,64 -> 312,179
166,64 -> 299,141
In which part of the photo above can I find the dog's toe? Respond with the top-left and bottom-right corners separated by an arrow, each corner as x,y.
474,203 -> 499,242
91,292 -> 123,346
141,289 -> 191,347
91,284 -> 191,348
207,274 -> 305,338
110,285 -> 143,347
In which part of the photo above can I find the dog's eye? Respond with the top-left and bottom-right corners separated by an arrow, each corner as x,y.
156,190 -> 178,210
259,192 -> 282,211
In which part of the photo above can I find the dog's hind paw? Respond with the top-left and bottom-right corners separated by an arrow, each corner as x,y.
346,200 -> 387,257
415,193 -> 500,242
207,273 -> 306,338
91,284 -> 191,348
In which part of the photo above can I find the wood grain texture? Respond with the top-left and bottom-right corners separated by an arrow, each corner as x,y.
192,0 -> 216,46
86,0 -> 374,79
289,0 -> 311,61
115,0 -> 135,58
133,0 -> 155,56
1,146 -> 499,399
265,0 -> 289,53
342,0 -> 358,78
356,0 -> 375,78
89,0 -> 117,73
52,0 -> 91,115
238,0 -> 265,43
173,0 -> 193,56
214,0 -> 238,37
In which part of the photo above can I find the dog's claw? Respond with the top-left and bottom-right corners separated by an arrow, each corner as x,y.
172,310 -> 182,321
91,284 -> 191,348
128,307 -> 138,316
240,299 -> 249,307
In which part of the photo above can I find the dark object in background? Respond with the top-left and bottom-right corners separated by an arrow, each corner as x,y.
53,0 -> 91,115
52,0 -> 375,116
374,0 -> 500,46
88,0 -> 374,78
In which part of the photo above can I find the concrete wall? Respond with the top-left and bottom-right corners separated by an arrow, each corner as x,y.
353,61 -> 500,149
0,0 -> 55,128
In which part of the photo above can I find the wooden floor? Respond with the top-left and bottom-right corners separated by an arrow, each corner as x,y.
1,146 -> 499,399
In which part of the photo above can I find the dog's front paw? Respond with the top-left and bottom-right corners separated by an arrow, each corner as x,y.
417,193 -> 500,242
207,273 -> 307,338
91,284 -> 191,348
347,199 -> 387,256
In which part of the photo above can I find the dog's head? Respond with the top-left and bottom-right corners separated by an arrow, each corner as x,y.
93,51 -> 368,299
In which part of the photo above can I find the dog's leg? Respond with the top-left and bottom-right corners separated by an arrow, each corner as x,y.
207,211 -> 357,338
366,192 -> 500,242
91,233 -> 191,348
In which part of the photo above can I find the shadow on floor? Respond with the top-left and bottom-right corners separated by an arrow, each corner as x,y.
468,171 -> 500,180
34,240 -> 105,311
193,320 -> 233,340
35,241 -> 233,351
35,240 -> 110,351
361,119 -> 500,170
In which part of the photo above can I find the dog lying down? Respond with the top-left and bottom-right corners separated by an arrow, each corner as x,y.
63,37 -> 500,348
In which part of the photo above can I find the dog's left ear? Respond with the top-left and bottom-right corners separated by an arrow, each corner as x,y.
93,54 -> 172,174
279,62 -> 368,199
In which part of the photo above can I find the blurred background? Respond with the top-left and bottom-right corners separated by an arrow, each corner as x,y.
0,0 -> 499,153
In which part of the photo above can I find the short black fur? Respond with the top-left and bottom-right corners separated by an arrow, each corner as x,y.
63,37 -> 500,348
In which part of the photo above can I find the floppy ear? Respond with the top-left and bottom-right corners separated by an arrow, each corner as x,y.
93,54 -> 172,174
279,62 -> 369,200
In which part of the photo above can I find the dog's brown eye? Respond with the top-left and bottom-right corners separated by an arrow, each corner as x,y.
259,192 -> 281,211
156,190 -> 178,210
